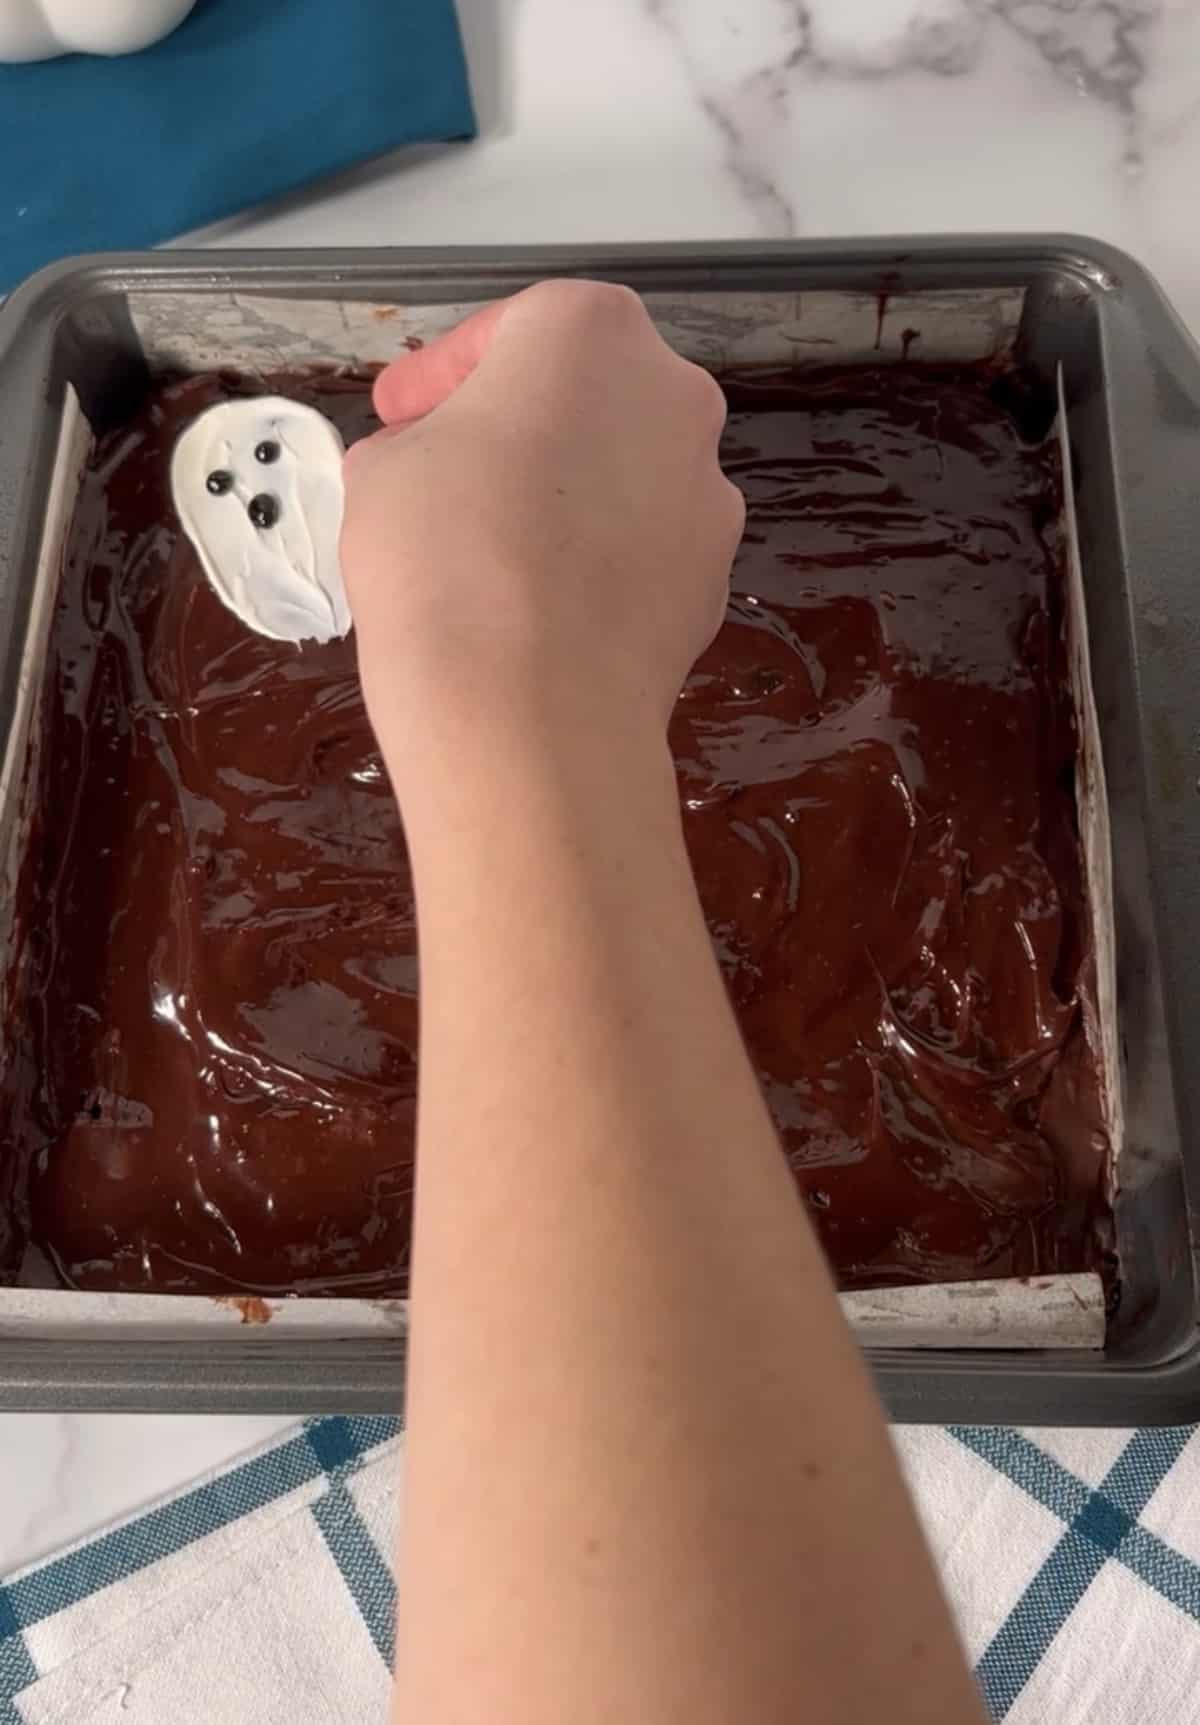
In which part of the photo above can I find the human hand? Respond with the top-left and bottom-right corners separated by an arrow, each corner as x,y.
340,281 -> 743,774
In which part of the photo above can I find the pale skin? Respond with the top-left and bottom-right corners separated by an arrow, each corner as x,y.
340,281 -> 988,1725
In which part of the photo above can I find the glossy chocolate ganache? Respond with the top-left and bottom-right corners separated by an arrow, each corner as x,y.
0,362 -> 1112,1296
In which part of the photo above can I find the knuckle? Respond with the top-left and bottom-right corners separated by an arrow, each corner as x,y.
712,477 -> 745,552
681,360 -> 729,432
577,280 -> 647,332
703,370 -> 730,428
523,278 -> 646,330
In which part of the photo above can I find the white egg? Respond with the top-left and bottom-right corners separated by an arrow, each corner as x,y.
171,397 -> 351,647
0,0 -> 196,60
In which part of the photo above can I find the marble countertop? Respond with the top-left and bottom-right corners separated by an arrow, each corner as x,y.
4,0 -> 1200,1577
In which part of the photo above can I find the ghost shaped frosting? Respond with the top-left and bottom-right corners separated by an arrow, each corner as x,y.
0,0 -> 196,60
170,397 -> 351,646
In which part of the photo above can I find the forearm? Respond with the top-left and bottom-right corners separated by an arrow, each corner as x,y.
386,688 -> 985,1725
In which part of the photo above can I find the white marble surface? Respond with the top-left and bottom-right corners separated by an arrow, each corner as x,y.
5,0 -> 1200,1576
196,0 -> 1200,332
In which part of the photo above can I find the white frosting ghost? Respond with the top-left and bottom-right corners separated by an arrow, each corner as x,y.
0,0 -> 196,60
171,397 -> 350,647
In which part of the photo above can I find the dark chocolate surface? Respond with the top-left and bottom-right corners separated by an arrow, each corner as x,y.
2,363 -> 1110,1295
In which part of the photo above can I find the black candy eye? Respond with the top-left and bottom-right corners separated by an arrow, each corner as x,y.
254,440 -> 280,465
248,493 -> 280,530
206,470 -> 234,495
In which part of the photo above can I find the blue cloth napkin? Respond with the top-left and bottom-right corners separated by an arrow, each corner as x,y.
0,0 -> 476,293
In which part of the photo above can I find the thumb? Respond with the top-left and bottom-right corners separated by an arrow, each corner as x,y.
373,299 -> 509,426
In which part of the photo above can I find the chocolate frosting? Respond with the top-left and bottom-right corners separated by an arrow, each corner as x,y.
2,362 -> 1110,1295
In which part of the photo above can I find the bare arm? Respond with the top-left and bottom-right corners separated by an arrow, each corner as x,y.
341,282 -> 987,1725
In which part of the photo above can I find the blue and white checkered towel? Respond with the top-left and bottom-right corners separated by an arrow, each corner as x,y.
1,1418 -> 1198,1722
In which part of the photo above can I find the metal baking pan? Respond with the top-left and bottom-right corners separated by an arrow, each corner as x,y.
0,237 -> 1198,1421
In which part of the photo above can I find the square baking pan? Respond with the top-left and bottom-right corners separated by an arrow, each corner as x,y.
0,237 -> 1198,1421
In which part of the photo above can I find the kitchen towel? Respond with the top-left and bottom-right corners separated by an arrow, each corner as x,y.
0,0 -> 476,294
2,1419 -> 1200,1722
